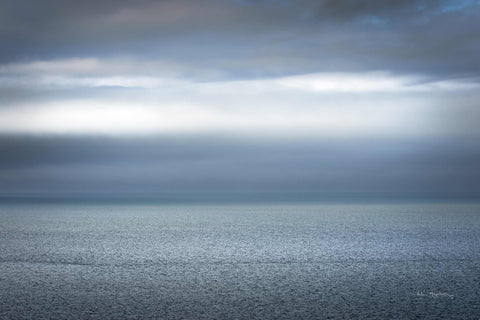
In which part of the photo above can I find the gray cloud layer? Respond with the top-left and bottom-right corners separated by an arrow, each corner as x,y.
1,0 -> 479,78
1,135 -> 479,193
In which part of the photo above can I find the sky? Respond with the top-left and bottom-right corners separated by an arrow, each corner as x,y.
1,0 -> 480,194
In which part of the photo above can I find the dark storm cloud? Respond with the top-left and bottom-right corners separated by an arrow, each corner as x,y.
1,135 -> 479,193
1,0 -> 479,78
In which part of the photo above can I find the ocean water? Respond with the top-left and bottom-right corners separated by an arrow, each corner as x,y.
1,197 -> 480,319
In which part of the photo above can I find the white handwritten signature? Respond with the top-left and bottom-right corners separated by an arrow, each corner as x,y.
416,291 -> 454,299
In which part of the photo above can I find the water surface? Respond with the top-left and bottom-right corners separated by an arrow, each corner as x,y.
1,198 -> 479,319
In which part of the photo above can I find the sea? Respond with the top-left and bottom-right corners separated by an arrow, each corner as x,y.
1,193 -> 479,319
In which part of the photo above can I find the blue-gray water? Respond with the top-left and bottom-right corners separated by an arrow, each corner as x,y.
1,197 -> 480,319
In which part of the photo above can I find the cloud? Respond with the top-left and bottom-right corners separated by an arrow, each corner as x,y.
0,58 -> 479,137
1,1 -> 479,78
3,58 -> 479,91
0,99 -> 410,135
276,72 -> 480,93
0,57 -> 204,78
1,0 -> 480,194
1,135 -> 479,193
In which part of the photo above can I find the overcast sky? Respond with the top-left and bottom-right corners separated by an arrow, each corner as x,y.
1,0 -> 480,194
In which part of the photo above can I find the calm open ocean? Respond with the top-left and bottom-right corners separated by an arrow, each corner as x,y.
1,195 -> 480,319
